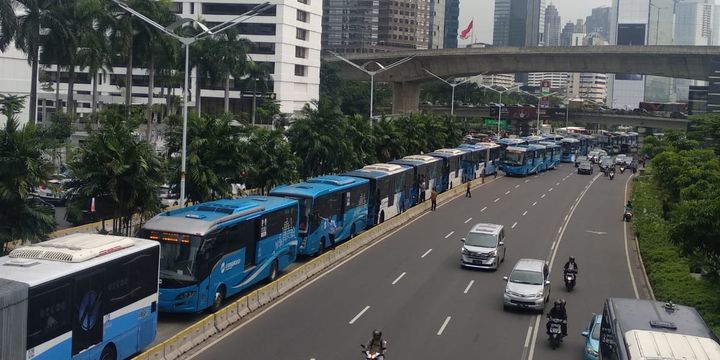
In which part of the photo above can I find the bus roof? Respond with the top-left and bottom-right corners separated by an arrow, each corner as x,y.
389,155 -> 442,166
625,330 -> 720,359
506,146 -> 528,152
497,138 -> 527,145
270,175 -> 368,199
477,142 -> 501,149
606,298 -> 719,342
525,144 -> 547,150
430,148 -> 469,157
343,163 -> 411,180
0,234 -> 158,287
143,196 -> 297,236
560,138 -> 580,143
538,141 -> 560,148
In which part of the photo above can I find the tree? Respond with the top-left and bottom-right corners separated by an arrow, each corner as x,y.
0,94 -> 55,252
203,28 -> 251,114
688,113 -> 720,155
373,118 -> 406,162
68,107 -> 164,235
76,15 -> 112,115
669,193 -> 720,270
243,61 -> 272,125
243,128 -> 300,194
651,150 -> 720,205
165,113 -> 247,203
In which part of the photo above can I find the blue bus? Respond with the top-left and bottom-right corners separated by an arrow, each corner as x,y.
542,134 -> 564,142
140,197 -> 299,313
496,138 -> 528,149
539,141 -> 561,169
389,155 -> 443,204
626,132 -> 639,152
524,144 -> 548,172
344,163 -> 414,226
523,135 -> 545,144
270,176 -> 369,256
0,234 -> 160,360
501,146 -> 537,176
559,138 -> 580,163
478,142 -> 502,175
428,148 -> 470,191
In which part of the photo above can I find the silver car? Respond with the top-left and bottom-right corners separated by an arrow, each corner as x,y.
503,258 -> 550,311
461,223 -> 506,270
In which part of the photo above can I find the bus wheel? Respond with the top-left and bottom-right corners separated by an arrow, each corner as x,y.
100,345 -> 117,360
350,224 -> 356,238
211,286 -> 225,313
268,260 -> 279,282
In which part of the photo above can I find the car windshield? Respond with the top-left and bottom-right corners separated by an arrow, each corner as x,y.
577,156 -> 588,162
465,232 -> 497,247
509,269 -> 544,285
580,162 -> 592,167
504,151 -> 524,165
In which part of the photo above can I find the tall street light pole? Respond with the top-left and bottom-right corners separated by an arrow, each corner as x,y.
518,88 -> 559,135
422,69 -> 484,116
478,84 -> 520,137
328,52 -> 415,119
112,0 -> 271,207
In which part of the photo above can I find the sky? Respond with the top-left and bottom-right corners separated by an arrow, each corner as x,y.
458,0 -> 612,45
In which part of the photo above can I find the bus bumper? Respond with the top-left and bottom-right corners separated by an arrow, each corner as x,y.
159,286 -> 200,313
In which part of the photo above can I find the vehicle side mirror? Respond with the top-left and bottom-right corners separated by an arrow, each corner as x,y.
461,238 -> 466,242
503,276 -> 508,282
545,280 -> 551,285
499,241 -> 504,246
581,330 -> 589,337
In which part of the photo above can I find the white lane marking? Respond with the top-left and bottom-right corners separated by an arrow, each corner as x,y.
391,272 -> 406,285
481,206 -> 487,212
437,316 -> 452,336
421,249 -> 433,258
465,217 -> 472,223
187,197 -> 438,360
558,226 -> 562,234
515,185 -> 520,188
505,190 -> 511,195
527,314 -> 542,360
562,178 -> 567,181
623,174 -> 640,299
522,210 -> 528,216
463,280 -> 474,294
349,305 -> 370,324
525,179 -> 530,183
541,194 -> 546,198
556,182 -> 560,186
494,198 -> 500,203
550,241 -> 555,250
532,201 -> 537,207
548,188 -> 553,192
445,231 -> 455,239
511,222 -> 518,229
586,230 -> 607,235
523,326 -> 533,348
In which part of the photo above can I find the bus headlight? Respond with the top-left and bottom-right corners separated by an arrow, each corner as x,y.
175,291 -> 195,300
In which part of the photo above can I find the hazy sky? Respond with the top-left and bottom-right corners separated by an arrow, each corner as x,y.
458,0 -> 612,45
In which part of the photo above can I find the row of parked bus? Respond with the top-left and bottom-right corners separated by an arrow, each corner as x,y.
137,142 -> 506,314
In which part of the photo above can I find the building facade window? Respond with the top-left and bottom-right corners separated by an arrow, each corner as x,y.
294,64 -> 306,76
298,0 -> 309,4
201,3 -> 277,16
297,9 -> 308,22
296,28 -> 308,40
295,46 -> 307,58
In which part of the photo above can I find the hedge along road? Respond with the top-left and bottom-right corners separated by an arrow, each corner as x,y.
165,164 -> 635,360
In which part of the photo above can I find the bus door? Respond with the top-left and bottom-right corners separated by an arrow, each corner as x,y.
339,191 -> 349,233
72,268 -> 105,356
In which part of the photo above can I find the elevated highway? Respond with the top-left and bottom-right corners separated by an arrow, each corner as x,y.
325,46 -> 720,113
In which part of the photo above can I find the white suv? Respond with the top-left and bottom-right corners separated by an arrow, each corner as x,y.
461,223 -> 506,270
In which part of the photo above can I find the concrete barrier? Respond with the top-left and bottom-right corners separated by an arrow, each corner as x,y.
214,305 -> 230,331
162,328 -> 192,360
246,290 -> 260,312
132,344 -> 165,360
257,282 -> 277,306
189,315 -> 216,347
225,299 -> 240,324
236,296 -> 250,318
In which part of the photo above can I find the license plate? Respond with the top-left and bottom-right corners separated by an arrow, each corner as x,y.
474,260 -> 484,264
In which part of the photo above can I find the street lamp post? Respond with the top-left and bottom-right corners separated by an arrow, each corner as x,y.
112,0 -> 271,207
328,52 -> 415,119
478,84 -> 520,136
422,69 -> 484,116
517,88 -> 560,135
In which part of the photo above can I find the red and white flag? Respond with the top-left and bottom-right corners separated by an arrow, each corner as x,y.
459,20 -> 474,40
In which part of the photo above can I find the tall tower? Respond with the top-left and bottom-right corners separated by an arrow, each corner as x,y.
444,0 -> 460,48
493,0 -> 512,46
544,3 -> 561,46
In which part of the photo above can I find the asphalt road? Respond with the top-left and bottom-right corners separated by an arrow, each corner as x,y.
175,164 -> 643,360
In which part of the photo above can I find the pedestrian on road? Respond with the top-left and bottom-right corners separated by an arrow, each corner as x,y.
465,181 -> 472,198
430,188 -> 438,211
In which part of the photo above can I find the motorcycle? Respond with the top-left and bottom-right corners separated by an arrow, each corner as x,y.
360,344 -> 384,359
609,171 -> 615,180
620,165 -> 625,174
547,318 -> 566,349
623,210 -> 633,222
564,270 -> 577,291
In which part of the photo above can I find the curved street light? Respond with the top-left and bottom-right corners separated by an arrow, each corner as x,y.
422,69 -> 485,116
478,84 -> 521,136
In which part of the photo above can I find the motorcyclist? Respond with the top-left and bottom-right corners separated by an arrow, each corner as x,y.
365,330 -> 387,359
546,300 -> 568,336
564,256 -> 578,274
625,200 -> 633,211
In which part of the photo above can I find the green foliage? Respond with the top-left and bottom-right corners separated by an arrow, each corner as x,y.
632,180 -> 720,335
688,113 -> 720,155
0,96 -> 55,249
318,61 -> 391,116
243,128 -> 300,194
651,149 -> 720,204
68,107 -> 164,234
165,113 -> 247,203
44,112 -> 74,143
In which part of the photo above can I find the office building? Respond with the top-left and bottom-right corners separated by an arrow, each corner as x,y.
493,0 -> 512,46
444,0 -> 460,48
494,0 -> 544,47
674,0 -> 714,101
586,6 -> 611,40
476,74 -> 518,89
566,32 -> 609,104
527,72 -> 567,89
560,21 -> 575,46
430,0 -> 446,49
608,0 -> 652,108
544,3 -> 561,46
379,0 -> 432,50
322,0 -> 380,54
0,43 -> 34,126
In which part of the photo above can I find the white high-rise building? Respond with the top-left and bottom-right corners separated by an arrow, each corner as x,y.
476,73 -> 517,89
0,0 -> 322,126
675,0 -> 714,101
567,32 -> 608,104
0,43 -> 34,127
527,72 -> 567,89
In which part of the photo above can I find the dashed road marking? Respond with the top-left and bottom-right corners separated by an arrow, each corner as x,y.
445,231 -> 455,239
481,206 -> 487,212
437,316 -> 452,335
421,249 -> 433,258
391,272 -> 406,285
505,190 -> 511,195
349,306 -> 370,324
465,217 -> 472,223
494,198 -> 500,203
541,194 -> 546,198
515,185 -> 520,188
512,222 -> 518,229
532,202 -> 537,207
522,210 -> 528,216
464,280 -> 474,294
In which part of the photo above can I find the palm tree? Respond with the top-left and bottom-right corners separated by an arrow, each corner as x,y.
373,118 -> 406,162
205,28 -> 251,114
0,94 -> 55,251
11,0 -> 66,124
41,0 -> 81,116
76,0 -> 113,115
243,128 -> 299,194
105,0 -> 136,113
0,0 -> 18,52
243,61 -> 272,125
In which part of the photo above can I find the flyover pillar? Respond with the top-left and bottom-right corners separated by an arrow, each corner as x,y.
392,81 -> 422,114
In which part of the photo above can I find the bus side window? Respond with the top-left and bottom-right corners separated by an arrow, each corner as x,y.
27,281 -> 72,349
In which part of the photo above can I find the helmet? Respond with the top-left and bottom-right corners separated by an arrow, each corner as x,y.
554,299 -> 562,307
373,330 -> 382,339
569,256 -> 575,262
560,298 -> 566,306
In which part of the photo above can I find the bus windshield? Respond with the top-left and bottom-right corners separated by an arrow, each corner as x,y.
284,196 -> 312,233
150,231 -> 203,282
504,151 -> 524,165
561,142 -> 578,153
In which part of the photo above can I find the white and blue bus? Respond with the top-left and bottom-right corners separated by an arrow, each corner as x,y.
270,176 -> 369,256
523,135 -> 545,144
389,155 -> 443,204
496,138 -> 528,150
538,141 -> 561,169
428,148 -> 469,191
559,138 -> 580,163
501,146 -> 537,176
524,144 -> 548,172
139,197 -> 299,313
0,234 -> 160,360
476,142 -> 502,175
343,163 -> 414,226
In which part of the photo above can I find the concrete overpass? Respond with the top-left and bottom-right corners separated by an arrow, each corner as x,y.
325,46 -> 720,113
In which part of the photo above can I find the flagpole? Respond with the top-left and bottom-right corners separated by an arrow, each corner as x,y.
472,17 -> 475,45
